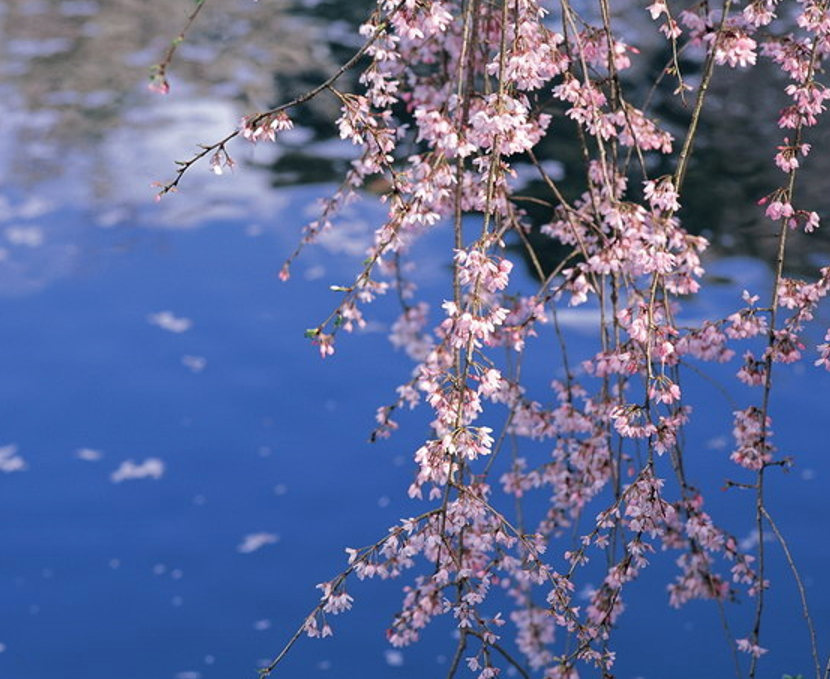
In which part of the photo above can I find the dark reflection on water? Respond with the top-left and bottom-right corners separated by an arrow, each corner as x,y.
513,49 -> 830,277
1,3 -> 829,679
3,0 -> 826,270
653,57 -> 830,269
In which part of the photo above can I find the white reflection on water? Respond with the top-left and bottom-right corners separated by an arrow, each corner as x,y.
0,443 -> 26,472
0,0 -> 366,296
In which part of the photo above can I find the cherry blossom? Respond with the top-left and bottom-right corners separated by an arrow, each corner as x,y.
240,110 -> 293,143
153,0 -> 830,675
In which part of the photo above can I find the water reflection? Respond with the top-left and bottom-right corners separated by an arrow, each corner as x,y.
1,3 -> 829,679
1,0 -> 375,294
1,0 -> 370,206
3,0 -> 827,280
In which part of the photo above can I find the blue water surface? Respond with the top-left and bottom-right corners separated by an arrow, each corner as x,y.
0,183 -> 827,679
0,7 -> 828,669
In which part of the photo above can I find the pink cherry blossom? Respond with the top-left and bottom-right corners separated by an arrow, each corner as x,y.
152,0 -> 830,674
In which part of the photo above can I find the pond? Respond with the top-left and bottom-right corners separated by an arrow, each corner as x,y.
1,2 -> 828,679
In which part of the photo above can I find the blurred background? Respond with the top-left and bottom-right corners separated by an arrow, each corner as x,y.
0,1 -> 828,678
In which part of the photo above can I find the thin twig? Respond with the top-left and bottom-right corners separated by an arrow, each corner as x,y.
467,629 -> 533,679
257,509 -> 439,678
761,506 -> 822,679
445,630 -> 469,679
156,3 -> 402,197
149,0 -> 209,93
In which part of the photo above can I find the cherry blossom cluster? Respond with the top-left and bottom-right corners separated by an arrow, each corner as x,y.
240,110 -> 293,143
156,0 -> 830,675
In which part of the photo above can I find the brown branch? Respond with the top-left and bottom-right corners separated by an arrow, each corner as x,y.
672,0 -> 734,194
467,629 -> 533,679
445,629 -> 469,679
761,506 -> 822,679
149,0 -> 209,94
